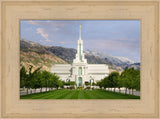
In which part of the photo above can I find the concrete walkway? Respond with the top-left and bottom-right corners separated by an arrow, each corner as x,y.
106,87 -> 140,96
20,87 -> 140,96
20,88 -> 55,95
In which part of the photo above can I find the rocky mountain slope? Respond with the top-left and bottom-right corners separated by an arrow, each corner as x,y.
20,39 -> 112,71
85,49 -> 140,70
85,49 -> 135,65
20,39 -> 67,71
20,39 -> 140,72
47,47 -> 112,65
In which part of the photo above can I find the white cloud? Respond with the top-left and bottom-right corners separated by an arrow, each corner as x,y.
36,28 -> 55,45
36,28 -> 50,41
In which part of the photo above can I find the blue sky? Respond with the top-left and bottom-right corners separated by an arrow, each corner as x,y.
20,20 -> 140,62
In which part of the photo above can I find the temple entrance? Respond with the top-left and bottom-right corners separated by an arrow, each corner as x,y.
77,77 -> 83,87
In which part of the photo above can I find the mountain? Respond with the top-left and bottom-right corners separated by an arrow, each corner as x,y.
47,47 -> 112,65
20,39 -> 112,71
85,49 -> 140,70
20,39 -> 140,72
85,49 -> 135,65
47,46 -> 76,64
20,39 -> 67,71
126,63 -> 140,70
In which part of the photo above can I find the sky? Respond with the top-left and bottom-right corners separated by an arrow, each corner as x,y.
20,20 -> 140,62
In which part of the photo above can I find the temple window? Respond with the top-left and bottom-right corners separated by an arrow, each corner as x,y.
78,67 -> 82,75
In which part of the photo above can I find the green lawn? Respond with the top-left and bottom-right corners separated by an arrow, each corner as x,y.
20,89 -> 140,99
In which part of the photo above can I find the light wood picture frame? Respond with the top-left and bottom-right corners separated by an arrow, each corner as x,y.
0,0 -> 159,119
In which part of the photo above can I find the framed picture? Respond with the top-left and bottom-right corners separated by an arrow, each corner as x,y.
0,0 -> 159,118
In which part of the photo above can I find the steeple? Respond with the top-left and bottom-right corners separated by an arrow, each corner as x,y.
73,25 -> 87,64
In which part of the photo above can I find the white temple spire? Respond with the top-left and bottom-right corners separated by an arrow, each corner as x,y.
73,25 -> 87,64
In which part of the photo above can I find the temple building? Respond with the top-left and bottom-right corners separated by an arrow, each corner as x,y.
51,25 -> 109,87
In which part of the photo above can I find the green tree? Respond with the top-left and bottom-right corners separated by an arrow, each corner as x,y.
57,80 -> 63,89
49,73 -> 60,90
36,71 -> 44,92
134,70 -> 140,91
96,80 -> 103,89
41,70 -> 51,91
60,81 -> 65,89
20,66 -> 27,89
121,68 -> 129,94
103,77 -> 110,89
48,73 -> 54,91
108,72 -> 119,92
25,65 -> 41,95
129,68 -> 140,94
117,76 -> 123,93
121,68 -> 140,95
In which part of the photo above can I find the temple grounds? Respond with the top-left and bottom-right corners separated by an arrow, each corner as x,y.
20,89 -> 140,99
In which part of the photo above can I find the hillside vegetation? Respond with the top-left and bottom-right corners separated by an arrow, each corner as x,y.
20,39 -> 112,71
20,39 -> 140,72
20,39 -> 67,71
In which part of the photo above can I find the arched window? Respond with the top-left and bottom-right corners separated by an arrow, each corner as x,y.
78,67 -> 82,75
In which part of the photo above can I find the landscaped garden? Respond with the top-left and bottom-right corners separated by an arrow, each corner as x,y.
20,65 -> 140,99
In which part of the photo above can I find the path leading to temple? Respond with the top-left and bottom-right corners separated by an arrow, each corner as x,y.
20,89 -> 140,99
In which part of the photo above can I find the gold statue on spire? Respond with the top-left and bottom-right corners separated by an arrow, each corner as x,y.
79,25 -> 81,39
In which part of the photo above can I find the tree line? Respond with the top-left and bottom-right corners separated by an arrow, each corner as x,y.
21,65 -> 140,95
20,65 -> 66,95
96,68 -> 140,95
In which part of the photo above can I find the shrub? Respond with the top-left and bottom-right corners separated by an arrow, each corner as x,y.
76,87 -> 83,90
